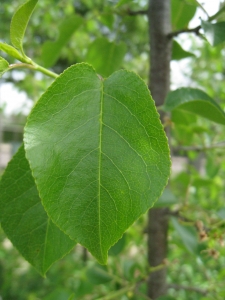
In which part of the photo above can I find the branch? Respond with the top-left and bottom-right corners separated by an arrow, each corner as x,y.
168,284 -> 208,295
174,141 -> 225,152
126,9 -> 148,16
167,25 -> 201,39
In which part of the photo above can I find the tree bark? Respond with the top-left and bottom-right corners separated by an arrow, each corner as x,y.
147,0 -> 172,298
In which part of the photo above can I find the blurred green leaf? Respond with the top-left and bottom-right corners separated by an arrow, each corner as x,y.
171,0 -> 197,30
202,20 -> 225,46
0,56 -> 9,77
99,12 -> 114,29
108,234 -> 126,256
172,40 -> 195,60
172,217 -> 198,254
43,289 -> 71,300
116,0 -> 133,8
155,189 -> 177,207
0,42 -> 28,62
0,145 -> 76,276
164,88 -> 225,125
86,265 -> 113,285
41,15 -> 83,68
85,37 -> 126,77
10,0 -> 38,54
171,109 -> 197,125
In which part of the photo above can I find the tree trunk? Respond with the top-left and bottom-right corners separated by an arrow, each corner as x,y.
147,0 -> 172,298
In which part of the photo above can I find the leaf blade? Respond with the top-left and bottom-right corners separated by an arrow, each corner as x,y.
10,0 -> 38,54
202,20 -> 225,46
0,145 -> 76,275
24,63 -> 170,264
164,88 -> 225,125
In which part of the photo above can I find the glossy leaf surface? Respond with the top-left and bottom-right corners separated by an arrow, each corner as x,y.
202,20 -> 225,46
0,145 -> 76,276
41,15 -> 83,68
24,63 -> 170,264
85,38 -> 126,77
10,0 -> 38,54
164,88 -> 225,125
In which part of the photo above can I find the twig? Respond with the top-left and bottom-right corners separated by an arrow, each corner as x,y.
167,25 -> 201,39
174,141 -> 225,152
126,9 -> 148,16
168,284 -> 208,295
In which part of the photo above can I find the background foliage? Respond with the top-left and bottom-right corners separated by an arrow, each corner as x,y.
1,0 -> 225,299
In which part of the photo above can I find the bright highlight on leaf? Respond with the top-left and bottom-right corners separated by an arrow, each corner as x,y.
0,145 -> 76,276
164,88 -> 225,125
202,20 -> 225,47
41,15 -> 83,68
10,0 -> 38,55
24,63 -> 170,264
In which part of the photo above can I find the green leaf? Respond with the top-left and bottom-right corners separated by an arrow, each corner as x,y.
155,188 -> 177,207
172,40 -> 195,60
164,88 -> 225,125
0,145 -> 76,276
108,234 -> 126,256
10,0 -> 38,54
0,56 -> 9,77
172,217 -> 198,254
116,0 -> 133,8
41,15 -> 83,68
171,109 -> 197,125
24,63 -> 170,264
202,20 -> 225,46
85,38 -> 126,77
0,42 -> 29,63
86,265 -> 113,285
171,0 -> 197,30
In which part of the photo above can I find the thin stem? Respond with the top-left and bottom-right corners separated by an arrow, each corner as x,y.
167,25 -> 201,39
8,62 -> 58,79
96,284 -> 136,300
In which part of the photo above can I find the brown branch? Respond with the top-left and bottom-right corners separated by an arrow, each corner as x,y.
125,9 -> 148,16
168,284 -> 208,295
167,25 -> 201,39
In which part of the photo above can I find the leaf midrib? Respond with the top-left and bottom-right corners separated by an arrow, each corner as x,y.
98,79 -> 104,261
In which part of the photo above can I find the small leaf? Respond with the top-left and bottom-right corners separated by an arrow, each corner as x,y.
0,145 -> 76,276
0,42 -> 28,63
202,20 -> 225,46
10,0 -> 38,54
85,37 -> 126,77
24,63 -> 170,264
172,217 -> 198,254
86,265 -> 113,285
0,56 -> 9,77
164,88 -> 225,125
172,40 -> 195,60
41,15 -> 83,68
